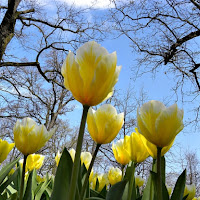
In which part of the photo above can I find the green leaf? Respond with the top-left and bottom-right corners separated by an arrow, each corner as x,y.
171,169 -> 186,200
90,189 -> 106,198
106,180 -> 127,200
35,179 -> 51,200
7,192 -> 18,200
23,170 -> 34,200
50,148 -> 73,200
85,198 -> 105,200
0,168 -> 18,193
0,158 -> 20,185
162,182 -> 169,200
142,171 -> 157,200
99,185 -> 107,198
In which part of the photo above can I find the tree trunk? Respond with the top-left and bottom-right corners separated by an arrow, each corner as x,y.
0,0 -> 21,61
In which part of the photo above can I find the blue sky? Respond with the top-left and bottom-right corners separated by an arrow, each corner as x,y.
66,34 -> 200,163
1,0 -> 199,168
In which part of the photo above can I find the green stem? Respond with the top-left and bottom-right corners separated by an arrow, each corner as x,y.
19,155 -> 28,200
157,147 -> 162,200
127,161 -> 136,200
68,105 -> 90,200
79,143 -> 101,200
121,165 -> 125,177
150,159 -> 157,200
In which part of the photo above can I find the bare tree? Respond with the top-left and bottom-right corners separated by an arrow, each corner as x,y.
110,0 -> 200,126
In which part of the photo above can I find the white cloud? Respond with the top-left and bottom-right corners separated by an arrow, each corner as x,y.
34,0 -> 114,9
59,0 -> 114,9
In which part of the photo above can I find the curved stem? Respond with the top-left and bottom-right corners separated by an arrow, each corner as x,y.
79,143 -> 101,200
68,105 -> 90,200
19,155 -> 28,200
157,147 -> 162,200
127,161 -> 136,200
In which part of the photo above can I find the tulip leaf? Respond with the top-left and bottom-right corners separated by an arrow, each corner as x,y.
162,182 -> 169,200
35,179 -> 51,200
142,171 -> 157,200
90,189 -> 106,198
7,192 -> 18,200
24,170 -> 34,200
105,179 -> 127,200
171,169 -> 186,200
50,148 -> 73,200
0,158 -> 20,185
0,168 -> 18,193
85,198 -> 105,200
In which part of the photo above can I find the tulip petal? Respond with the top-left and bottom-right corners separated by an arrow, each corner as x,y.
62,52 -> 84,103
87,108 -> 99,143
155,104 -> 184,147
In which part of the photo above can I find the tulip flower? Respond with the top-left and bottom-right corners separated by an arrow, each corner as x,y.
184,184 -> 196,200
124,132 -> 149,163
137,100 -> 184,147
13,117 -> 55,155
108,167 -> 122,185
61,41 -> 121,106
89,171 -> 98,190
26,154 -> 45,171
135,175 -> 145,187
89,172 -> 109,192
97,173 -> 109,192
87,104 -> 124,144
55,150 -> 61,166
36,175 -> 45,183
0,139 -> 14,163
80,151 -> 92,170
137,128 -> 174,159
112,138 -> 131,165
69,148 -> 76,162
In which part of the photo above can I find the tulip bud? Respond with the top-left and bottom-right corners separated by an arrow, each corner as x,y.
137,100 -> 184,147
108,167 -> 122,185
13,117 -> 55,155
87,104 -> 124,144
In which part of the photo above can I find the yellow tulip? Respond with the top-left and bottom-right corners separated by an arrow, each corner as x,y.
137,128 -> 174,159
184,184 -> 196,200
61,41 -> 121,106
80,152 -> 92,170
135,175 -> 145,187
112,139 -> 131,165
97,173 -> 109,192
124,132 -> 149,163
89,171 -> 98,190
137,100 -> 184,147
0,139 -> 14,163
69,148 -> 75,162
36,175 -> 45,183
108,167 -> 122,185
13,117 -> 55,155
87,104 -> 124,144
55,150 -> 61,166
26,154 -> 45,171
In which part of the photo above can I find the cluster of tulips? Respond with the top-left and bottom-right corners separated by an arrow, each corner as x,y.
0,41 -> 198,200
